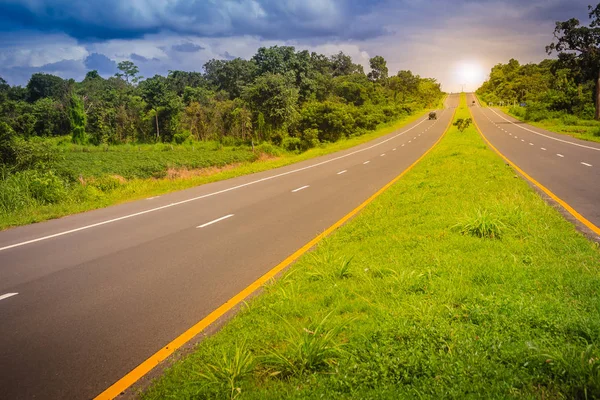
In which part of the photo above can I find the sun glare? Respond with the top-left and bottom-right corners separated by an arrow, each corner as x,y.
455,62 -> 487,89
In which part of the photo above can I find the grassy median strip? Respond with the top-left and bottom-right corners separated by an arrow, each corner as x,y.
141,96 -> 600,399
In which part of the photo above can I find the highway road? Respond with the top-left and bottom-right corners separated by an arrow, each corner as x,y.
0,94 -> 459,399
468,93 -> 600,235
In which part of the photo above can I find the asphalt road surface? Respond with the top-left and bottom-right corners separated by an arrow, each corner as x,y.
468,93 -> 600,232
0,94 -> 459,399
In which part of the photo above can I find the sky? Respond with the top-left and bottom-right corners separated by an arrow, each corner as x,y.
0,0 -> 592,92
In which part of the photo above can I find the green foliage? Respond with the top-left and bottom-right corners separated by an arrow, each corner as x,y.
453,117 -> 472,132
243,73 -> 299,131
172,130 -> 191,144
0,169 -> 67,213
115,61 -> 140,84
367,55 -> 389,81
263,313 -> 346,379
455,208 -> 505,239
26,73 -> 69,102
69,95 -> 87,144
196,342 -> 255,400
299,101 -> 356,142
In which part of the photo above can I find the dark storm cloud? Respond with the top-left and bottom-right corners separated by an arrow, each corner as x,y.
0,0 -> 387,42
0,59 -> 85,86
172,42 -> 205,53
84,53 -> 117,75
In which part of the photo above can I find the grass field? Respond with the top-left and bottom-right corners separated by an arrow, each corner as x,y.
0,107 -> 438,230
56,142 -> 259,179
140,94 -> 600,399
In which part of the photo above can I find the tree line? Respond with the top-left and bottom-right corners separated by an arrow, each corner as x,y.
0,47 -> 442,156
477,3 -> 600,121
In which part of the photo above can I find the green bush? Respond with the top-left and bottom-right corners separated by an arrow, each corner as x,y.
299,101 -> 356,143
89,175 -> 123,192
28,170 -> 67,204
524,103 -> 550,122
509,106 -> 526,119
255,142 -> 283,157
0,171 -> 33,213
281,137 -> 302,152
172,131 -> 191,145
561,114 -> 579,126
300,128 -> 320,150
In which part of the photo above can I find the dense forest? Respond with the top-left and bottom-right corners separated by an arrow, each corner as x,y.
0,47 -> 442,220
0,47 -> 441,153
476,58 -> 596,121
477,4 -> 600,124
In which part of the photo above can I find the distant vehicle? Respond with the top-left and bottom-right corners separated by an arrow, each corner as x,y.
428,111 -> 437,120
472,100 -> 476,105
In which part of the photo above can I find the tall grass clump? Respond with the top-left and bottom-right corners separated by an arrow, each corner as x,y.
196,342 -> 255,400
455,208 -> 505,239
263,313 -> 347,379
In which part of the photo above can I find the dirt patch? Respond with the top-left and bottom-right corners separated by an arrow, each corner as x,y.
163,152 -> 279,180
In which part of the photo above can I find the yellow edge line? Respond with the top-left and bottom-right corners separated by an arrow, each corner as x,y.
469,107 -> 600,236
94,107 -> 457,400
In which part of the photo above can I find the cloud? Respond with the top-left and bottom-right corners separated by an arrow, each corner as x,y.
0,0 -> 387,42
0,0 -> 593,91
172,42 -> 205,53
84,53 -> 117,75
130,53 -> 149,63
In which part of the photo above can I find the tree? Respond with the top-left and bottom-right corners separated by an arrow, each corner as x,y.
546,5 -> 600,119
115,61 -> 140,84
367,56 -> 389,82
243,73 -> 299,132
26,73 -> 69,102
166,70 -> 207,96
330,52 -> 364,76
139,75 -> 168,139
204,58 -> 257,98
70,94 -> 87,144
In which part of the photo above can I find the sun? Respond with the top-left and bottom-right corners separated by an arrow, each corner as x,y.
455,62 -> 487,89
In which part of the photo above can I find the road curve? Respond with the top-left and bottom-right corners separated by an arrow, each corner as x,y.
468,93 -> 600,234
0,94 -> 458,399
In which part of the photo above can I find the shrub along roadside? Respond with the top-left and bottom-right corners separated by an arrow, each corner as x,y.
141,95 -> 600,399
476,94 -> 600,143
505,105 -> 600,143
0,107 -> 434,230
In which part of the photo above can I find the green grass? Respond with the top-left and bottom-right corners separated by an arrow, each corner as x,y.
502,107 -> 600,144
476,94 -> 600,143
0,106 -> 439,230
57,142 -> 260,179
141,94 -> 600,399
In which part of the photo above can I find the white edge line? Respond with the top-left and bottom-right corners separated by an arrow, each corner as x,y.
291,185 -> 310,193
487,107 -> 600,152
581,162 -> 592,167
0,293 -> 19,301
197,214 -> 234,229
363,161 -> 370,164
0,111 -> 443,252
337,170 -> 347,175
